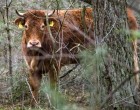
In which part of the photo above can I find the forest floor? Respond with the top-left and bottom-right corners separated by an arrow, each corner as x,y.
0,65 -> 91,110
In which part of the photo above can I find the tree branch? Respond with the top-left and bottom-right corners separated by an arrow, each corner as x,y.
101,69 -> 140,109
79,0 -> 92,4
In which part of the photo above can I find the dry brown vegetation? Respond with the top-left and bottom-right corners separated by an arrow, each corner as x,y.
0,0 -> 140,110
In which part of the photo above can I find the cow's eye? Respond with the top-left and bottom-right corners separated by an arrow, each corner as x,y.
24,25 -> 28,29
41,24 -> 45,30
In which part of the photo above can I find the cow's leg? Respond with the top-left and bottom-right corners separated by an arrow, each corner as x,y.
28,71 -> 42,107
49,65 -> 59,90
48,65 -> 59,107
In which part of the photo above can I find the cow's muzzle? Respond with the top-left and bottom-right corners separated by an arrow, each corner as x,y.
27,40 -> 41,48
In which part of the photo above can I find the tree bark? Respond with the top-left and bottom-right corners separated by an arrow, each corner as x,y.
80,0 -> 138,109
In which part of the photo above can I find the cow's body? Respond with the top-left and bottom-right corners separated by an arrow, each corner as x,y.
15,7 -> 138,106
22,8 -> 93,69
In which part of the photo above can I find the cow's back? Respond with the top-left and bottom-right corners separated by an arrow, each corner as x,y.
49,8 -> 94,65
56,8 -> 93,30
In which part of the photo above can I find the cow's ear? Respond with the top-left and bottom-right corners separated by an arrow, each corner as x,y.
49,20 -> 54,27
15,17 -> 25,29
48,18 -> 60,28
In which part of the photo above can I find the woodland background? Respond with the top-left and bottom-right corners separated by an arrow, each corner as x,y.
0,0 -> 140,110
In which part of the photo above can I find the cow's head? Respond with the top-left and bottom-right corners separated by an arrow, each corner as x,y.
15,10 -> 56,48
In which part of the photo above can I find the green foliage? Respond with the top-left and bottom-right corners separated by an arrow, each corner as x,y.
126,30 -> 140,41
0,0 -> 139,109
0,20 -> 4,27
79,44 -> 108,108
40,80 -> 67,109
12,73 -> 29,102
79,44 -> 108,75
0,21 -> 6,42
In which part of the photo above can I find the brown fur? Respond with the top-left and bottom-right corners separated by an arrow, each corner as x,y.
127,8 -> 139,88
15,7 -> 139,106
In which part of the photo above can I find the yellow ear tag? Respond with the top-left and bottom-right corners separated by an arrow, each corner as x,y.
18,22 -> 24,29
49,21 -> 54,27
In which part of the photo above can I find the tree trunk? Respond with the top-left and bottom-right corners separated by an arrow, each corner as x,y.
80,0 -> 139,109
93,0 -> 138,109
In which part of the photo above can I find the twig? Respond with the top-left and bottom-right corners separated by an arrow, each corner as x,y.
102,92 -> 140,110
46,93 -> 56,110
101,70 -> 140,109
25,78 -> 43,110
100,17 -> 117,43
124,100 -> 140,107
59,64 -> 79,79
127,4 -> 140,14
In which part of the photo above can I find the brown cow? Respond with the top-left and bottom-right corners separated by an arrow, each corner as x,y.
15,8 -> 94,106
14,7 -> 139,106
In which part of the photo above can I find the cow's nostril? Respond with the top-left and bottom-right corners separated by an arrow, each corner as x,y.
27,40 -> 41,48
30,41 -> 39,46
